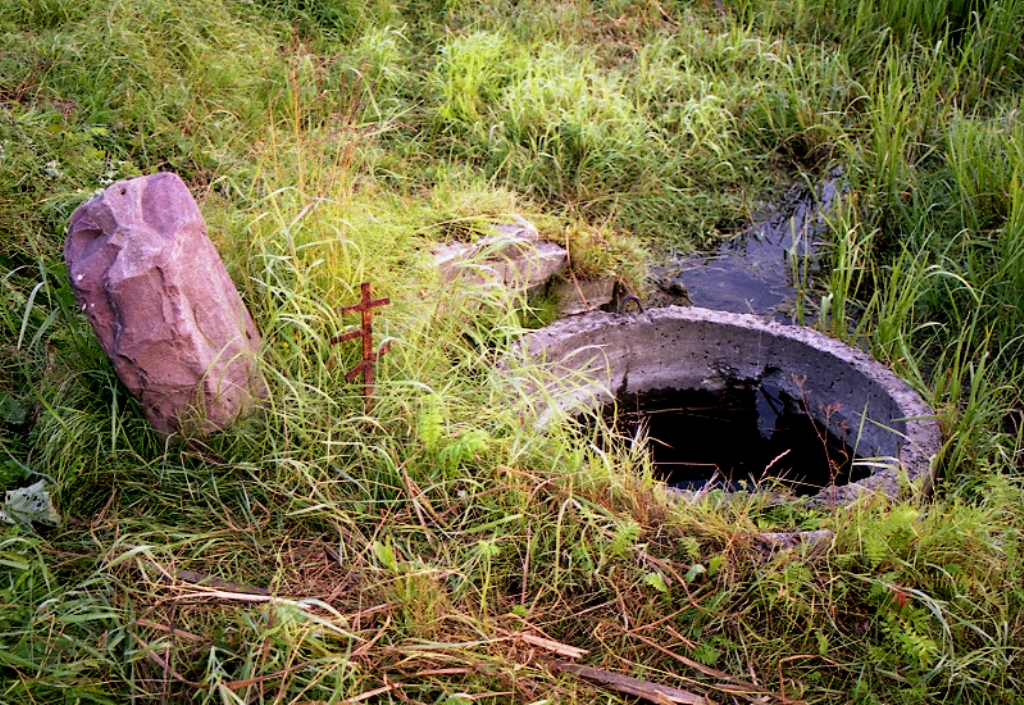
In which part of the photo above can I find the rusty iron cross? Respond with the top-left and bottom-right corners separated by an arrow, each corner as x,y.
331,282 -> 390,411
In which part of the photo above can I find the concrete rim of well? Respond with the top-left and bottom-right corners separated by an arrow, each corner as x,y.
509,306 -> 943,506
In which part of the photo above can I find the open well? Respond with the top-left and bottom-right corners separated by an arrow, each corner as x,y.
515,307 -> 942,504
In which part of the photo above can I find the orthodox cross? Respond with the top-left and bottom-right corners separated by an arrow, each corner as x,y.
331,282 -> 390,412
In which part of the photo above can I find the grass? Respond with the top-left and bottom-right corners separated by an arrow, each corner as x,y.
2,0 -> 1024,702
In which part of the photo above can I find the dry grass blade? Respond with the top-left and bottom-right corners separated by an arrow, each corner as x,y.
351,614 -> 392,659
292,680 -> 402,705
135,636 -> 203,689
413,667 -> 476,676
627,630 -> 785,701
170,588 -> 280,604
218,660 -> 319,691
340,681 -> 401,704
134,619 -> 208,643
175,568 -> 270,595
519,632 -> 589,659
550,660 -> 714,705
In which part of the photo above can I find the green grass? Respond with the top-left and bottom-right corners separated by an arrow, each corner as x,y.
2,0 -> 1024,702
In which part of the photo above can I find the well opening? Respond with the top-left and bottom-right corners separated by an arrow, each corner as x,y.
600,384 -> 872,496
515,307 -> 942,505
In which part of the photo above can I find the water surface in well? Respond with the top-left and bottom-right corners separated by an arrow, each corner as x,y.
610,385 -> 867,495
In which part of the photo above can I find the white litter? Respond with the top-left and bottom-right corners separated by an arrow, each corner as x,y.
0,480 -> 61,526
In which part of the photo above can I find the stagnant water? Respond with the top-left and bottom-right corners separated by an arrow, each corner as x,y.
606,385 -> 868,495
651,168 -> 845,323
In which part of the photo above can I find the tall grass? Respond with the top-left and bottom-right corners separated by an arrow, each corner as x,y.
1,0 -> 1024,702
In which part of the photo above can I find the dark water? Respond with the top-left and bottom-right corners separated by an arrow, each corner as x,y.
611,169 -> 862,494
608,385 -> 867,495
653,169 -> 845,323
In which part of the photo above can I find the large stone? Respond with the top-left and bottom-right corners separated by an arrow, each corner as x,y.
432,216 -> 568,296
65,173 -> 264,436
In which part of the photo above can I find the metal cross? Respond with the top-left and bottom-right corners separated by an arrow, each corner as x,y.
331,282 -> 390,412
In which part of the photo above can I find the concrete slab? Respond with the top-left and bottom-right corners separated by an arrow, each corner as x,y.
432,216 -> 568,296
